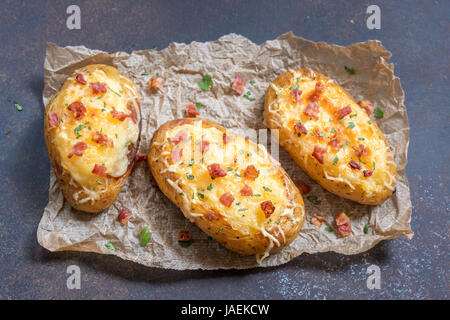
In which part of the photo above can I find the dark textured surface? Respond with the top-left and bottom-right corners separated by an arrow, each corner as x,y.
0,0 -> 448,299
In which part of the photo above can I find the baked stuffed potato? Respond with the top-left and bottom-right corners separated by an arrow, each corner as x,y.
44,64 -> 141,213
149,118 -> 305,262
264,68 -> 396,205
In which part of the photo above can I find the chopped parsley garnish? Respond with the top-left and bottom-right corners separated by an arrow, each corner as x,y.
238,208 -> 248,212
250,80 -> 255,85
235,173 -> 242,177
350,113 -> 357,118
310,132 -> 316,136
188,159 -> 195,166
197,192 -> 205,200
347,122 -> 356,129
318,133 -> 325,137
368,120 -> 372,125
216,226 -> 226,235
125,141 -> 131,147
141,71 -> 149,76
325,226 -> 333,232
364,224 -> 369,234
105,243 -> 116,251
253,194 -> 262,197
289,77 -> 301,90
13,101 -> 23,111
306,196 -> 321,205
263,186 -> 272,192
108,86 -> 122,97
373,161 -> 376,170
333,156 -> 339,165
199,74 -> 212,91
236,202 -> 241,206
331,128 -> 336,133
227,167 -> 233,171
358,137 -> 365,141
339,118 -> 345,123
344,66 -> 355,75
115,133 -> 118,139
179,239 -> 193,247
178,192 -> 185,196
74,125 -> 86,138
374,107 -> 384,119
97,95 -> 103,99
186,174 -> 195,180
139,226 -> 150,247
96,179 -> 103,185
244,90 -> 256,101
195,102 -> 204,110
207,184 -> 213,191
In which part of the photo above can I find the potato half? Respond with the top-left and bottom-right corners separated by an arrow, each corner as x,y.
44,64 -> 141,213
149,118 -> 304,262
264,69 -> 396,205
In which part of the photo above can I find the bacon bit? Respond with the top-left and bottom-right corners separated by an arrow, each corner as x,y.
222,133 -> 234,144
353,144 -> 369,157
349,160 -> 361,170
295,181 -> 311,195
110,107 -> 129,121
92,164 -> 107,177
171,146 -> 182,161
168,129 -> 188,145
231,74 -> 246,95
135,153 -> 148,162
207,163 -> 227,178
47,112 -> 60,129
243,165 -> 259,180
335,212 -> 352,237
260,201 -> 275,218
304,101 -> 320,120
118,209 -> 132,224
75,73 -> 87,85
240,185 -> 253,196
149,76 -> 164,90
294,122 -> 307,136
310,93 -> 320,102
291,89 -> 302,104
200,139 -> 210,154
358,99 -> 375,115
219,193 -> 234,207
336,105 -> 352,119
67,142 -> 87,158
92,131 -> 114,148
178,231 -> 192,242
205,211 -> 219,221
127,104 -> 137,123
328,136 -> 343,151
90,82 -> 107,94
67,101 -> 86,120
311,213 -> 326,227
185,104 -> 200,117
363,170 -> 373,177
312,146 -> 326,164
315,82 -> 327,95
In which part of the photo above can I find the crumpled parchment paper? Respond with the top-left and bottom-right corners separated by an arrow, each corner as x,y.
38,32 -> 413,270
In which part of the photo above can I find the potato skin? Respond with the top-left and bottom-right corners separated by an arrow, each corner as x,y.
264,69 -> 396,205
149,118 -> 305,257
44,64 -> 141,213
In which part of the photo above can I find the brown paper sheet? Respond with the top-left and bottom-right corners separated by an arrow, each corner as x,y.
38,32 -> 413,270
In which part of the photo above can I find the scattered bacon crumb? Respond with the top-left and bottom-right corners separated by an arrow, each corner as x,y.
205,211 -> 219,221
260,201 -> 275,218
295,181 -> 311,195
328,136 -> 343,151
185,104 -> 200,117
314,82 -> 327,95
171,146 -> 182,161
67,101 -> 86,120
304,101 -> 320,120
68,142 -> 88,158
335,212 -> 352,237
200,139 -> 210,154
240,185 -> 253,196
349,160 -> 361,170
149,76 -> 164,90
358,99 -> 375,114
291,89 -> 302,104
231,74 -> 246,95
92,164 -> 107,177
294,122 -> 308,136
336,105 -> 352,119
118,209 -> 132,224
90,82 -> 107,94
110,107 -> 130,121
208,163 -> 227,178
75,73 -> 87,85
363,170 -> 373,177
222,133 -> 234,144
310,213 -> 325,227
127,104 -> 138,123
243,165 -> 259,180
92,131 -> 114,148
178,231 -> 192,242
47,112 -> 60,129
353,144 -> 370,157
219,193 -> 234,207
135,153 -> 147,162
312,145 -> 327,164
168,130 -> 188,145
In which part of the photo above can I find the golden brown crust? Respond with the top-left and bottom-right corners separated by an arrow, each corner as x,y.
149,118 -> 305,256
264,69 -> 396,205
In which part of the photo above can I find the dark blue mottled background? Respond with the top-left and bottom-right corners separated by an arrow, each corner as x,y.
0,0 -> 448,299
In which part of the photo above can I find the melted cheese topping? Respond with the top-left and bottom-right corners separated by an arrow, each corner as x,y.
160,122 -> 297,237
266,69 -> 396,195
46,64 -> 139,189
